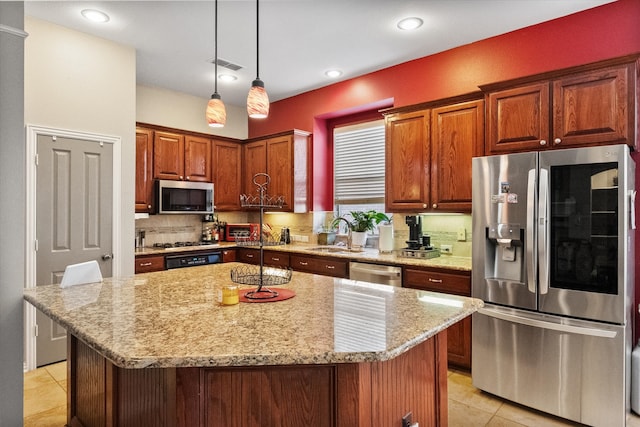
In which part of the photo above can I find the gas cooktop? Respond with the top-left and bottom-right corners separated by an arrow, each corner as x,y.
152,241 -> 219,250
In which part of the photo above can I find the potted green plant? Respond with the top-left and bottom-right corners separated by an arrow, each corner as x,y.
331,210 -> 391,250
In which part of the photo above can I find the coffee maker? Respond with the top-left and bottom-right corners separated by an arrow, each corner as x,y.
405,215 -> 422,249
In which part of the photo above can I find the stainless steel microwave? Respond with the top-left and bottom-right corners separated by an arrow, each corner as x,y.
155,180 -> 214,214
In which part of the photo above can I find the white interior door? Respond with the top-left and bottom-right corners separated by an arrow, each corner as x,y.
35,133 -> 113,366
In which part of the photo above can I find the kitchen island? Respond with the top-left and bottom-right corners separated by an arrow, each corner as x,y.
24,263 -> 482,427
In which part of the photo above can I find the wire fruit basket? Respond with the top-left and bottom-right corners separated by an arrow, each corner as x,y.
230,173 -> 292,300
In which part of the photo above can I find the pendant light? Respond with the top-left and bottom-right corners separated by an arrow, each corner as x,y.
206,0 -> 226,128
246,0 -> 269,118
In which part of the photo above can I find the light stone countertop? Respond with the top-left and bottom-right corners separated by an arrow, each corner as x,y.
24,263 -> 482,369
135,242 -> 472,272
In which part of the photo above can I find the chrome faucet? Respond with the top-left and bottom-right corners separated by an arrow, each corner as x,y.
333,217 -> 352,250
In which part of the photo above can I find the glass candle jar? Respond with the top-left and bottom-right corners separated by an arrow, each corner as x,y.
218,284 -> 239,306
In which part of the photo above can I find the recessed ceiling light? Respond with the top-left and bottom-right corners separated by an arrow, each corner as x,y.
397,17 -> 423,31
325,69 -> 343,78
81,9 -> 110,23
218,74 -> 238,82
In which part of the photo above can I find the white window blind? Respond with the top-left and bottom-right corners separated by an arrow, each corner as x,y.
334,120 -> 385,204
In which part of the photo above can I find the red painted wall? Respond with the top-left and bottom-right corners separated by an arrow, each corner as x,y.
249,0 -> 640,139
248,0 -> 640,339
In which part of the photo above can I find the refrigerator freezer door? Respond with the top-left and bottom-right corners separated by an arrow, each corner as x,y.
472,152 -> 538,310
473,305 -> 630,427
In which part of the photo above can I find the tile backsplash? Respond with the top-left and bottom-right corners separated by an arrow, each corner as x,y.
135,211 -> 472,258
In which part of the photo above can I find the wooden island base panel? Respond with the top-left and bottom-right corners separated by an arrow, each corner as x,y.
67,332 -> 448,427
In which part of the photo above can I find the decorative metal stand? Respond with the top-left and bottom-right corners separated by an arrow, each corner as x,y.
230,173 -> 292,300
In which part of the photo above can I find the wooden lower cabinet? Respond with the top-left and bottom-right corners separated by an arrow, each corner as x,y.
404,267 -> 472,369
221,248 -> 236,262
67,332 -> 448,427
134,255 -> 165,273
236,248 -> 290,267
290,254 -> 348,278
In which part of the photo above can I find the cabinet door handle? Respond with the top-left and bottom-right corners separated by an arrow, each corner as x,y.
432,203 -> 438,209
272,257 -> 280,261
140,262 -> 152,267
539,139 -> 547,146
299,261 -> 308,266
147,204 -> 151,209
428,278 -> 443,283
246,254 -> 254,258
325,265 -> 335,269
553,138 -> 562,145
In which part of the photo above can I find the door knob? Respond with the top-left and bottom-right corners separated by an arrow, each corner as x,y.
102,254 -> 113,261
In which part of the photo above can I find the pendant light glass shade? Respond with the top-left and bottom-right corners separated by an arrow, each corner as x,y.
206,93 -> 226,127
206,0 -> 226,128
247,78 -> 269,118
247,0 -> 269,118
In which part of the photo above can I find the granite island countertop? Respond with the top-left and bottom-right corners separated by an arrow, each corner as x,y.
24,263 -> 482,369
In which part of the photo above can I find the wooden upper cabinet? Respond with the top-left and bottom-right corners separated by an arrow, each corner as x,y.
385,109 -> 431,211
184,135 -> 212,182
212,140 -> 242,211
243,140 -> 267,197
486,83 -> 550,153
485,59 -> 637,154
385,96 -> 482,213
153,131 -> 213,182
430,99 -> 484,212
243,130 -> 310,212
553,65 -> 632,147
153,131 -> 185,180
266,135 -> 293,209
135,128 -> 154,213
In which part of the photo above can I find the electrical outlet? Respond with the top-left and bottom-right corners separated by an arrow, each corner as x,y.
298,235 -> 309,242
441,244 -> 453,254
457,228 -> 466,241
402,412 -> 412,427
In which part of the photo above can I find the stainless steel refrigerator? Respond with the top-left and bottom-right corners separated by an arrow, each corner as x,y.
472,144 -> 636,426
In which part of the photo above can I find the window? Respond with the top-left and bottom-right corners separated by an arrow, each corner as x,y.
333,120 -> 386,227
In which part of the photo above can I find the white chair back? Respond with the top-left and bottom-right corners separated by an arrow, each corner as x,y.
60,260 -> 103,288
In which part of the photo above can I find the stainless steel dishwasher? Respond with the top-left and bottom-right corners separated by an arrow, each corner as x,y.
349,262 -> 402,287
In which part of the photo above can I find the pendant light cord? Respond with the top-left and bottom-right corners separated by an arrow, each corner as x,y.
255,0 -> 260,79
214,0 -> 219,94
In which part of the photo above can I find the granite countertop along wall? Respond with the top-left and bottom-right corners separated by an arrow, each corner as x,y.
24,263 -> 482,369
135,242 -> 472,272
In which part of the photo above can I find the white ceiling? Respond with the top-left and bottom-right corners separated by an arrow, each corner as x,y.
24,0 -> 615,108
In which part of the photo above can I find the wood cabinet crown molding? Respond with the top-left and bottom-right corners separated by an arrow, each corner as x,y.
135,122 -> 243,145
478,53 -> 640,93
381,91 -> 484,117
243,128 -> 310,144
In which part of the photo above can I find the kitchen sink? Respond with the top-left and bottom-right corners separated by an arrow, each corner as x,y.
307,246 -> 353,253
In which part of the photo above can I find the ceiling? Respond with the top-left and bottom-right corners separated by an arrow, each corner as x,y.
24,0 -> 614,108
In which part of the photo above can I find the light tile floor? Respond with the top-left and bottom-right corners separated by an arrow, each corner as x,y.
448,368 -> 640,427
24,362 -> 66,427
24,362 -> 640,426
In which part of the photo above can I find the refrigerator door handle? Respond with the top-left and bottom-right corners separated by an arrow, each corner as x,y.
478,307 -> 617,338
538,168 -> 549,294
526,169 -> 537,293
630,190 -> 637,230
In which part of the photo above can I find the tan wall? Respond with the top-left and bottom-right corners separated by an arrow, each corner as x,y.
137,85 -> 248,139
24,16 -> 137,275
